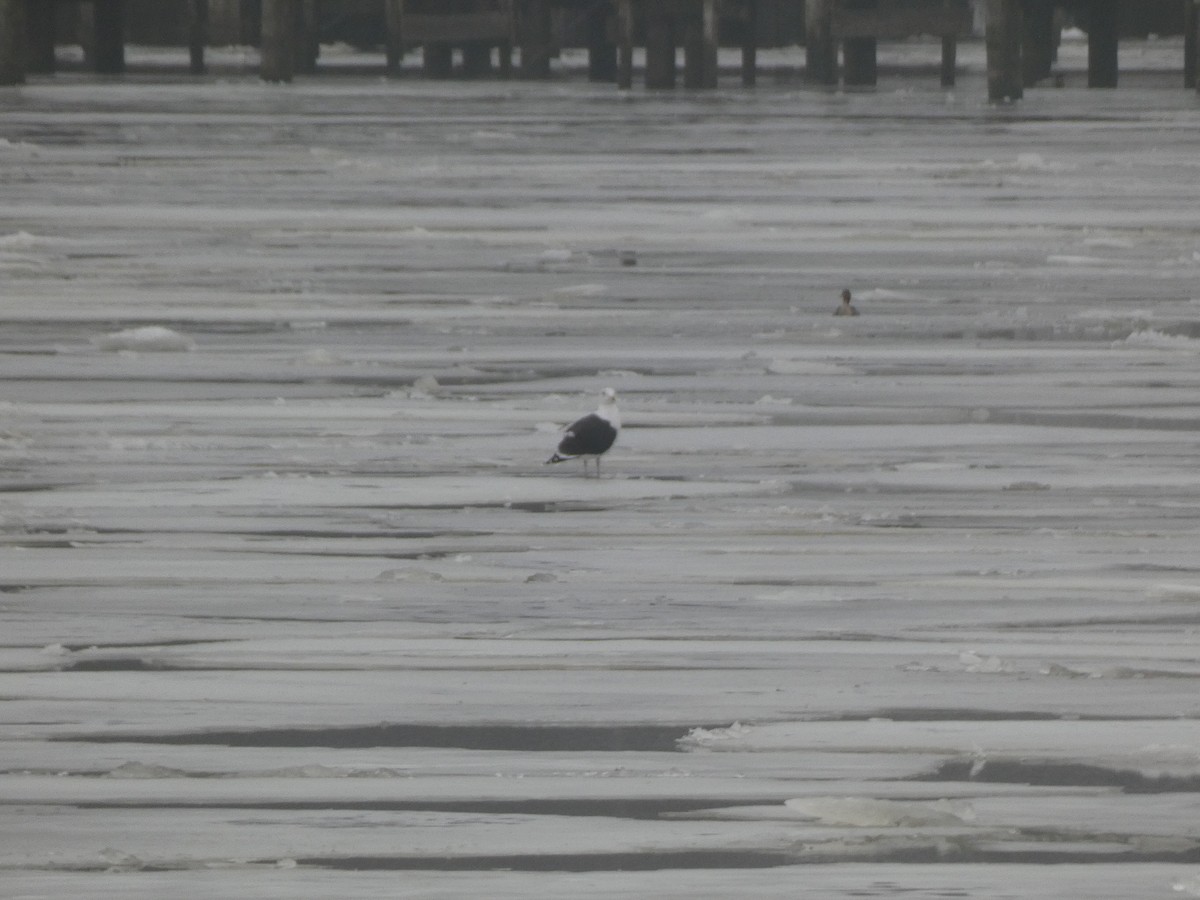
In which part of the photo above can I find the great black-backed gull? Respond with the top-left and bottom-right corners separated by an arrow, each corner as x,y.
545,388 -> 620,476
834,288 -> 859,316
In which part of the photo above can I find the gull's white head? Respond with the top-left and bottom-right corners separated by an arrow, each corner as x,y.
597,387 -> 620,428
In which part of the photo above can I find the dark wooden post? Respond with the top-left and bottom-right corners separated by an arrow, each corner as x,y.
0,0 -> 24,85
805,0 -> 836,85
842,0 -> 876,86
616,0 -> 633,88
241,0 -> 260,45
741,0 -> 757,87
463,42 -> 492,77
644,2 -> 675,88
685,7 -> 702,86
1021,0 -> 1053,86
703,0 -> 719,87
26,0 -> 56,73
261,0 -> 295,82
842,37 -> 875,85
986,0 -> 1023,101
1087,0 -> 1117,88
586,1 -> 617,81
520,0 -> 551,77
423,43 -> 452,77
940,0 -> 956,87
1183,0 -> 1196,89
188,0 -> 209,74
384,0 -> 403,73
684,0 -> 718,88
296,0 -> 319,75
499,41 -> 513,79
940,35 -> 956,86
93,0 -> 126,74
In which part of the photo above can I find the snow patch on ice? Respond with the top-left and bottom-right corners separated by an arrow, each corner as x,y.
678,722 -> 752,748
550,283 -> 610,297
93,326 -> 195,353
0,230 -> 45,249
107,762 -> 189,779
766,359 -> 848,375
1082,236 -> 1137,250
966,153 -> 1073,175
783,796 -> 975,827
0,139 -> 40,156
1047,255 -> 1112,267
1118,330 -> 1198,350
958,650 -> 1009,674
1149,583 -> 1200,602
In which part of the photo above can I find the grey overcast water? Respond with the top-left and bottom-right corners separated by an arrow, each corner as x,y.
3,37 -> 1200,899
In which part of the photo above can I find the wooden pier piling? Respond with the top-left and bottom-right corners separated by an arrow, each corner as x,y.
985,0 -> 1023,101
384,0 -> 403,73
26,0 -> 56,74
1186,0 -> 1197,88
644,3 -> 676,88
1021,0 -> 1054,86
520,0 -> 552,78
91,0 -> 126,74
1188,0 -> 1199,90
805,0 -> 837,84
840,0 -> 875,86
297,0 -> 320,75
617,0 -> 634,87
740,0 -> 757,87
586,2 -> 618,82
188,0 -> 209,75
683,0 -> 719,88
1087,0 -> 1118,87
0,0 -> 23,85
940,32 -> 956,86
260,0 -> 295,82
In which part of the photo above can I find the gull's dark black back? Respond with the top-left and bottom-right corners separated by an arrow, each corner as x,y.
558,413 -> 617,457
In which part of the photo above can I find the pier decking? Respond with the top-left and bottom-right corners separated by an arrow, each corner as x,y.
1,0 -> 1198,99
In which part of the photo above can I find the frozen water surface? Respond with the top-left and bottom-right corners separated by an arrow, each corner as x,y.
3,38 -> 1200,898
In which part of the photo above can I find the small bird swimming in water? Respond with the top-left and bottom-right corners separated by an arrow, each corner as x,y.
834,288 -> 859,316
545,388 -> 620,476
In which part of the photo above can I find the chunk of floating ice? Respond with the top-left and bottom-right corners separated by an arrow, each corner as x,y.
300,348 -> 339,365
1002,481 -> 1051,491
1149,583 -> 1200,601
411,374 -> 440,395
1120,330 -> 1196,349
678,721 -> 752,747
93,326 -> 194,352
1046,254 -> 1110,266
551,283 -> 609,297
99,848 -> 144,871
959,650 -> 1006,673
783,796 -> 974,827
0,230 -> 42,248
106,761 -> 187,779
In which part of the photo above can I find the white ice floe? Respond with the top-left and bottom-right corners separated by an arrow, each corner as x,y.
1119,329 -> 1197,350
92,326 -> 195,352
783,797 -> 975,827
